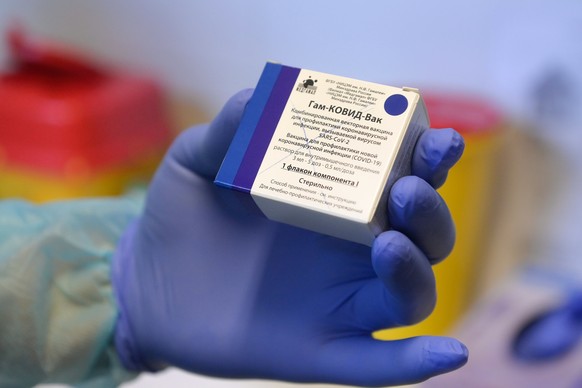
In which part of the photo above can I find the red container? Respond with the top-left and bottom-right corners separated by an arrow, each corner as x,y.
0,27 -> 172,182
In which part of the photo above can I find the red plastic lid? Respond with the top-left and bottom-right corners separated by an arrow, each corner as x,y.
423,93 -> 504,136
0,26 -> 173,176
7,24 -> 102,77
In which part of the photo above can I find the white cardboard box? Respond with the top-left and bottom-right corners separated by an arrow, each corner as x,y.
216,63 -> 428,245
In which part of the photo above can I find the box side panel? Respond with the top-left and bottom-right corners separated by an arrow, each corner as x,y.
253,193 -> 375,246
215,62 -> 284,191
231,66 -> 300,191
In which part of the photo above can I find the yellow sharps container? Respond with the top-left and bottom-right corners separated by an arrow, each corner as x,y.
375,93 -> 507,339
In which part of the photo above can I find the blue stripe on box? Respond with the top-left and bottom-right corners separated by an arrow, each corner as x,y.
215,62 -> 283,189
232,65 -> 300,192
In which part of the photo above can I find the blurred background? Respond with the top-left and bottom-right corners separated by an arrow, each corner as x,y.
1,1 -> 581,387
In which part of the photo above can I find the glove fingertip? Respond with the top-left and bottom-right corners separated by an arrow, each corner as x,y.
389,176 -> 440,220
204,88 -> 254,156
316,336 -> 468,386
388,176 -> 455,264
414,128 -> 465,188
421,337 -> 469,373
371,231 -> 410,270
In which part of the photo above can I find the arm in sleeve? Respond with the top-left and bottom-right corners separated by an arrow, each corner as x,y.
0,194 -> 144,387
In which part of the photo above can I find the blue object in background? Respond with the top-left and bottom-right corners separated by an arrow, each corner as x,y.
514,290 -> 582,362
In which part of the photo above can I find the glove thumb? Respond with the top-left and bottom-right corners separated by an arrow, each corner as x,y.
171,88 -> 254,178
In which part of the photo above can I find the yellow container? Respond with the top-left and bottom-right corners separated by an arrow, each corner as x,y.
0,151 -> 163,202
376,93 -> 507,339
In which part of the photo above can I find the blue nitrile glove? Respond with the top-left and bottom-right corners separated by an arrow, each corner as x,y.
513,290 -> 582,362
113,89 -> 467,387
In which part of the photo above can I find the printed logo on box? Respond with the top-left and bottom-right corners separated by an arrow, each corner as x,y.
296,76 -> 318,94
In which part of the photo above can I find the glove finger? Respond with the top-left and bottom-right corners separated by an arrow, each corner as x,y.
170,88 -> 254,178
389,176 -> 454,264
338,231 -> 435,331
314,335 -> 468,387
148,88 -> 265,219
370,230 -> 436,327
412,128 -> 465,189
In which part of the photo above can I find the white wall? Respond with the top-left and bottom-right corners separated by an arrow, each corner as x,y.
0,0 -> 535,117
2,1 -> 580,120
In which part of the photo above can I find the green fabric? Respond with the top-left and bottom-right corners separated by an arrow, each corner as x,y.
0,194 -> 144,387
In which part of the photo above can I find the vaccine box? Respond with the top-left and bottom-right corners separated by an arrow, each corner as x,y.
215,63 -> 428,245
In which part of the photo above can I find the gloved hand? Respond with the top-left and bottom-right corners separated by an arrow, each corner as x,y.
513,290 -> 582,362
113,89 -> 468,387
